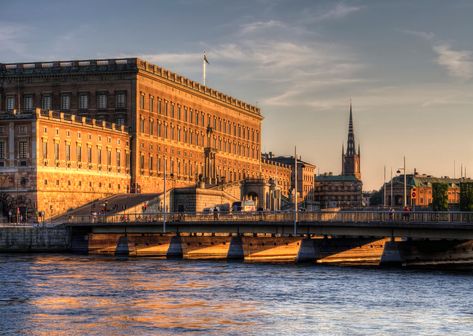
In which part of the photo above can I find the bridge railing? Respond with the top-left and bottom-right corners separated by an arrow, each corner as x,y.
63,210 -> 473,225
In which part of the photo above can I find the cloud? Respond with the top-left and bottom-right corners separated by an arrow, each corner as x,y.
0,22 -> 28,55
433,44 -> 473,80
239,20 -> 286,35
305,3 -> 361,23
401,29 -> 473,80
135,17 -> 364,109
399,29 -> 434,41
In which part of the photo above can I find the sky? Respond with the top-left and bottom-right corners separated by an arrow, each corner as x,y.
1,0 -> 473,190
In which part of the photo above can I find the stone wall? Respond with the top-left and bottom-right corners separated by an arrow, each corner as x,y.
0,226 -> 70,252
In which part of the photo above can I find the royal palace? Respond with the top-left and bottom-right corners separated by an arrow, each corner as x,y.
0,58 -> 292,219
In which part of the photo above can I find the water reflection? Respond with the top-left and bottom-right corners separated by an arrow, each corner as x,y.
0,255 -> 472,335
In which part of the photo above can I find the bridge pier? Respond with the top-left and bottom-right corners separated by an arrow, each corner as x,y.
296,238 -> 316,263
380,241 -> 404,267
166,235 -> 183,259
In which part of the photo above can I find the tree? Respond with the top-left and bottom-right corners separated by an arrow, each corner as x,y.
460,182 -> 473,211
369,190 -> 382,206
432,183 -> 448,211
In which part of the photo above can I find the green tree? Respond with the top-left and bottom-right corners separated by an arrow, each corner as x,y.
369,190 -> 382,206
432,183 -> 448,211
460,182 -> 473,211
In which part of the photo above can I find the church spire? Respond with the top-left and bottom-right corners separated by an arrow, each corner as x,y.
346,101 -> 356,156
342,100 -> 361,180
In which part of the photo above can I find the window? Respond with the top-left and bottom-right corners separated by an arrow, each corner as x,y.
178,106 -> 181,120
140,154 -> 144,170
150,119 -> 154,135
107,150 -> 112,166
0,141 -> 6,159
140,94 -> 145,109
125,152 -> 130,170
23,95 -> 33,112
165,101 -> 168,116
97,93 -> 107,109
158,100 -> 161,114
76,143 -> 82,162
116,150 -> 121,168
65,143 -> 71,161
157,123 -> 161,137
41,95 -> 51,110
171,104 -> 174,118
7,96 -> 15,112
116,93 -> 126,108
54,142 -> 59,161
79,94 -> 88,110
149,156 -> 153,171
61,94 -> 70,110
149,96 -> 154,112
116,117 -> 125,126
87,147 -> 92,164
140,118 -> 145,133
97,148 -> 102,166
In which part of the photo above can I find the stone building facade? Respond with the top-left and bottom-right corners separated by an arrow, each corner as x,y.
0,58 -> 290,219
263,153 -> 316,205
0,58 -> 263,195
0,109 -> 130,219
314,174 -> 363,208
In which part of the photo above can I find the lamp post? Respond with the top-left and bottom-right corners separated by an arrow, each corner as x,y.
396,156 -> 407,208
294,146 -> 298,236
163,157 -> 166,233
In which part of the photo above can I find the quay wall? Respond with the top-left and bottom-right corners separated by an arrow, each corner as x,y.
0,226 -> 70,252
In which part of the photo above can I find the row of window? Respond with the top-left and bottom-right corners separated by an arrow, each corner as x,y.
139,120 -> 259,159
43,179 -> 124,190
139,94 -> 260,142
137,154 -> 260,182
2,92 -> 127,112
42,140 -> 130,170
0,140 -> 28,160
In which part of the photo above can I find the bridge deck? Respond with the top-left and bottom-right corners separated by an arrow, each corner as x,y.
63,211 -> 473,240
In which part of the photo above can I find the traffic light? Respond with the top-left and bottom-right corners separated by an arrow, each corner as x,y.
410,187 -> 417,199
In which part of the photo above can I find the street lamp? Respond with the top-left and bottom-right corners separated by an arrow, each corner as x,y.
396,156 -> 407,208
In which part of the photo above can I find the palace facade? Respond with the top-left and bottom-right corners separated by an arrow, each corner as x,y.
0,58 -> 289,219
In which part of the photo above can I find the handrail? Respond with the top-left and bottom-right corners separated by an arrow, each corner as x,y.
62,210 -> 473,225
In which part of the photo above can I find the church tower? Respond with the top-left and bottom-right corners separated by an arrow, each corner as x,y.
342,102 -> 361,180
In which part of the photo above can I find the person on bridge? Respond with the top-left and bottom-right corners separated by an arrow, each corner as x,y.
403,206 -> 411,221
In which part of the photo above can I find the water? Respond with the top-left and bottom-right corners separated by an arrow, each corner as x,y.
0,255 -> 472,336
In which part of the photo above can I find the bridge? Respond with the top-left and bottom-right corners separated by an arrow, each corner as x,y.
64,210 -> 473,240
63,211 -> 473,267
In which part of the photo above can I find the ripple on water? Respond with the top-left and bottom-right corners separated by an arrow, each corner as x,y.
0,255 -> 473,335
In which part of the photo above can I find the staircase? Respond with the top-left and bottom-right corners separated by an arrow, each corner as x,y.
51,193 -> 161,224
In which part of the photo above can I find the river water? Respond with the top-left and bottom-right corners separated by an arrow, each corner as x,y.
0,254 -> 472,336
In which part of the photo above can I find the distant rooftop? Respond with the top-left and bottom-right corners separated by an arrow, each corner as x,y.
316,174 -> 360,182
0,57 -> 260,116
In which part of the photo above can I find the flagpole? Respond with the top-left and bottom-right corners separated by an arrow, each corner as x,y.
203,52 -> 208,86
203,57 -> 206,86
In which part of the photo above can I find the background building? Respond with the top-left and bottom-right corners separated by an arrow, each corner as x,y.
263,153 -> 316,207
315,104 -> 363,208
380,172 -> 472,208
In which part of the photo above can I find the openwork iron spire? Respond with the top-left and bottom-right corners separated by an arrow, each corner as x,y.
346,102 -> 356,156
